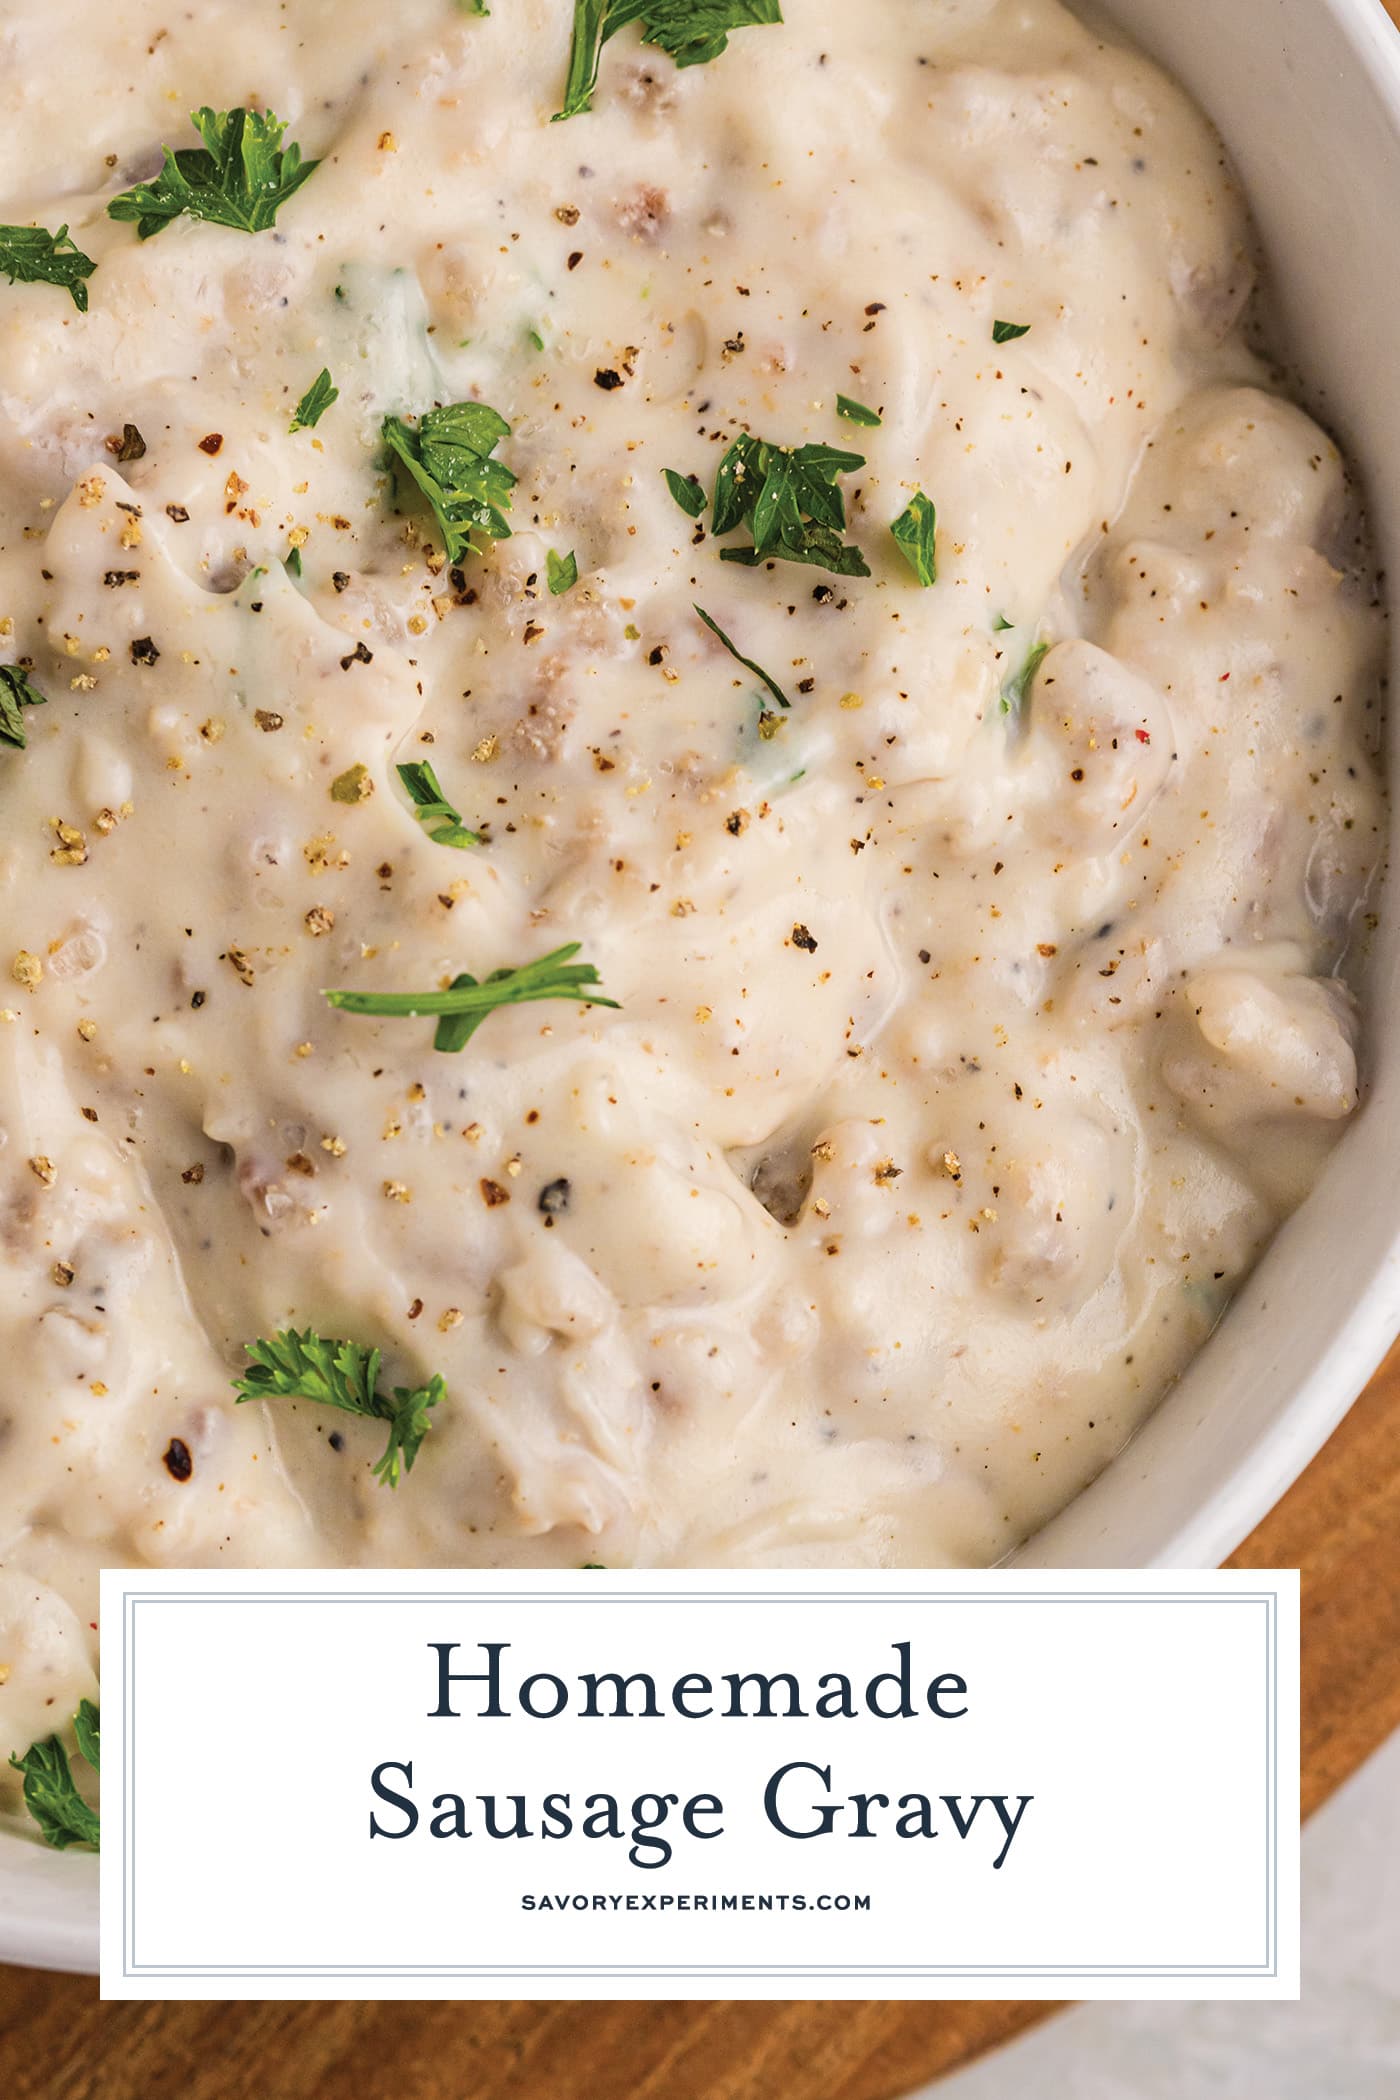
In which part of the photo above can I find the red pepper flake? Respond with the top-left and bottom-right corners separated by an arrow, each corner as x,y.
198,433 -> 224,455
1135,727 -> 1151,743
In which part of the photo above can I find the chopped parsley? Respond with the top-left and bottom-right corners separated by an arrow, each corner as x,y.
1000,639 -> 1050,718
234,1329 -> 444,1488
555,0 -> 783,120
663,468 -> 707,519
285,545 -> 303,578
396,759 -> 481,849
547,548 -> 579,595
107,107 -> 320,239
890,491 -> 937,588
74,1700 -> 100,1775
835,393 -> 882,427
325,941 -> 618,1053
992,319 -> 1032,343
694,603 -> 791,711
381,400 -> 515,563
0,665 -> 47,750
705,433 -> 869,577
290,368 -> 338,433
0,224 -> 96,311
9,1699 -> 101,1851
992,612 -> 1014,632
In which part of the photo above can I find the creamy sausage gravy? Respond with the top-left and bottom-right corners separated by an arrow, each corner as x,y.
0,0 -> 1384,1772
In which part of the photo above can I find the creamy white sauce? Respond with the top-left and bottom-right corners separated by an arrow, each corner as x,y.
0,0 -> 1384,1775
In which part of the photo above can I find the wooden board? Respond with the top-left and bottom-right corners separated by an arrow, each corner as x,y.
2,1336 -> 1398,2100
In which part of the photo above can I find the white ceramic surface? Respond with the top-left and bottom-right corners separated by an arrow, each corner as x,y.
3,0 -> 1399,1980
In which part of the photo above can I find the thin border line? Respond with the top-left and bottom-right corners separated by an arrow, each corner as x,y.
120,1587 -> 1283,1982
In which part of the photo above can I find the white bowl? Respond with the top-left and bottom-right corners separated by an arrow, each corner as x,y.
4,0 -> 1398,1980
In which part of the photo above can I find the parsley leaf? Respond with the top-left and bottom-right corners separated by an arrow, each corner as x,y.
992,612 -> 1014,632
396,759 -> 481,849
108,107 -> 319,240
382,400 -> 515,563
890,491 -> 937,588
9,1709 -> 101,1852
325,941 -> 618,1054
547,548 -> 579,595
836,393 -> 882,428
663,468 -> 707,519
556,0 -> 783,119
0,665 -> 47,750
235,1328 -> 444,1487
0,224 -> 97,312
290,368 -> 338,433
1000,639 -> 1050,718
73,1700 -> 101,1774
694,603 -> 791,712
992,319 -> 1031,343
704,432 -> 869,577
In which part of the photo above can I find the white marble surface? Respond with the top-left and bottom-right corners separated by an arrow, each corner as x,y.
919,1729 -> 1400,2098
